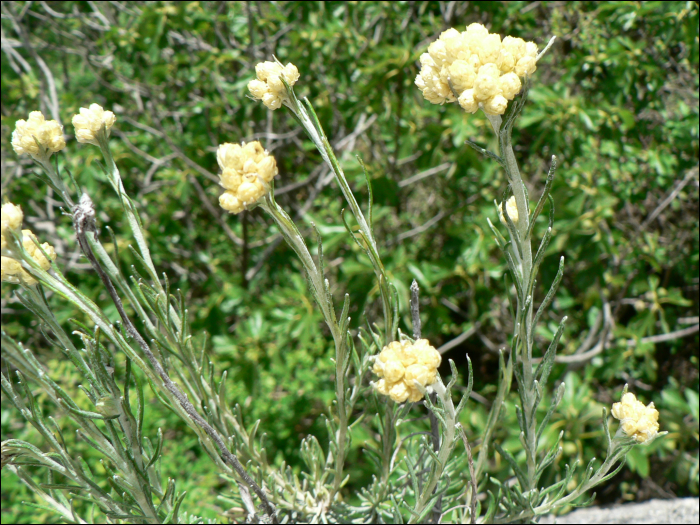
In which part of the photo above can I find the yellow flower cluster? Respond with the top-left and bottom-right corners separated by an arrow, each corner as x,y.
248,61 -> 300,110
498,196 -> 519,226
1,203 -> 24,250
11,111 -> 66,161
217,141 -> 278,214
372,339 -> 442,403
415,23 -> 538,115
72,104 -> 116,146
2,204 -> 56,286
611,392 -> 660,444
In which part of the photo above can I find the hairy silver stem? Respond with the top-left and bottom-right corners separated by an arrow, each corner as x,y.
72,194 -> 278,523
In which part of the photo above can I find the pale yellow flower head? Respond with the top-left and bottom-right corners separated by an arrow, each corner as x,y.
11,111 -> 66,161
416,24 -> 538,114
1,203 -> 24,236
217,141 -> 278,214
611,392 -> 660,444
72,104 -> 116,146
248,61 -> 300,110
1,203 -> 24,252
1,229 -> 57,286
372,339 -> 441,403
498,196 -> 519,226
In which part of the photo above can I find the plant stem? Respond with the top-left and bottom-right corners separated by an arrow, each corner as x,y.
285,94 -> 396,344
409,379 -> 457,524
259,196 -> 348,500
485,113 -> 539,491
72,194 -> 278,523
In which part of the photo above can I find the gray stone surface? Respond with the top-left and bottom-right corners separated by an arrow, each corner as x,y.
541,498 -> 699,524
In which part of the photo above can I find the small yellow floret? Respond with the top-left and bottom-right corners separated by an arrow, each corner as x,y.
499,73 -> 522,100
11,111 -> 66,161
372,339 -> 441,403
611,392 -> 660,444
216,141 -> 278,214
248,61 -> 300,110
72,104 -> 116,145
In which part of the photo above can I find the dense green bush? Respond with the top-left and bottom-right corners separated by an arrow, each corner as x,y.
2,2 -> 697,522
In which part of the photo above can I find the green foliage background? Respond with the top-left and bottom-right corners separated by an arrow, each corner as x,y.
2,1 -> 698,522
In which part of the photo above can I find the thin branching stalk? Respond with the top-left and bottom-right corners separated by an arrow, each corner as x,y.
71,194 -> 278,523
259,193 -> 348,500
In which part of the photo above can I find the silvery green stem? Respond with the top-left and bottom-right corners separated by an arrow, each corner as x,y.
94,132 -> 215,403
492,438 -> 636,523
96,130 -> 182,330
259,194 -> 349,499
474,349 -> 512,483
9,195 -> 276,522
408,379 -> 458,524
70,194 -> 278,522
283,89 -> 396,343
485,113 -> 538,491
37,157 -> 75,208
2,341 -> 160,522
36,131 -> 182,356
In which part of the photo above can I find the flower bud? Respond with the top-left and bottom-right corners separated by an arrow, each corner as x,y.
248,79 -> 268,99
458,89 -> 478,113
428,39 -> 448,67
237,177 -> 265,204
448,60 -> 477,93
525,41 -> 539,58
1,203 -> 23,236
444,31 -> 469,61
496,49 -> 516,73
477,33 -> 502,64
1,228 -> 57,286
502,36 -> 527,61
465,23 -> 489,36
611,392 -> 660,444
219,191 -> 244,214
482,94 -> 508,115
499,196 -> 519,225
372,339 -> 441,404
499,72 -> 522,100
388,382 -> 410,404
12,111 -> 66,161
217,143 -> 246,171
216,141 -> 278,214
257,156 -> 279,183
72,104 -> 116,146
249,60 -> 300,110
515,56 -> 537,77
473,72 -> 501,102
220,168 -> 243,192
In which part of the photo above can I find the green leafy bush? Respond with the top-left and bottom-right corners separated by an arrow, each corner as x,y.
2,2 -> 697,523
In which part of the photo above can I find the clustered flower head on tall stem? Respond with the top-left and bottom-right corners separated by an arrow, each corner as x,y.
248,60 -> 300,110
415,23 -> 540,115
1,203 -> 56,286
72,103 -> 116,146
611,392 -> 660,444
217,141 -> 278,214
11,111 -> 66,163
371,339 -> 442,403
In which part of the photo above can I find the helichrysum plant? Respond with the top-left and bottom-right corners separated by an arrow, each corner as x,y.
2,22 -> 666,524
